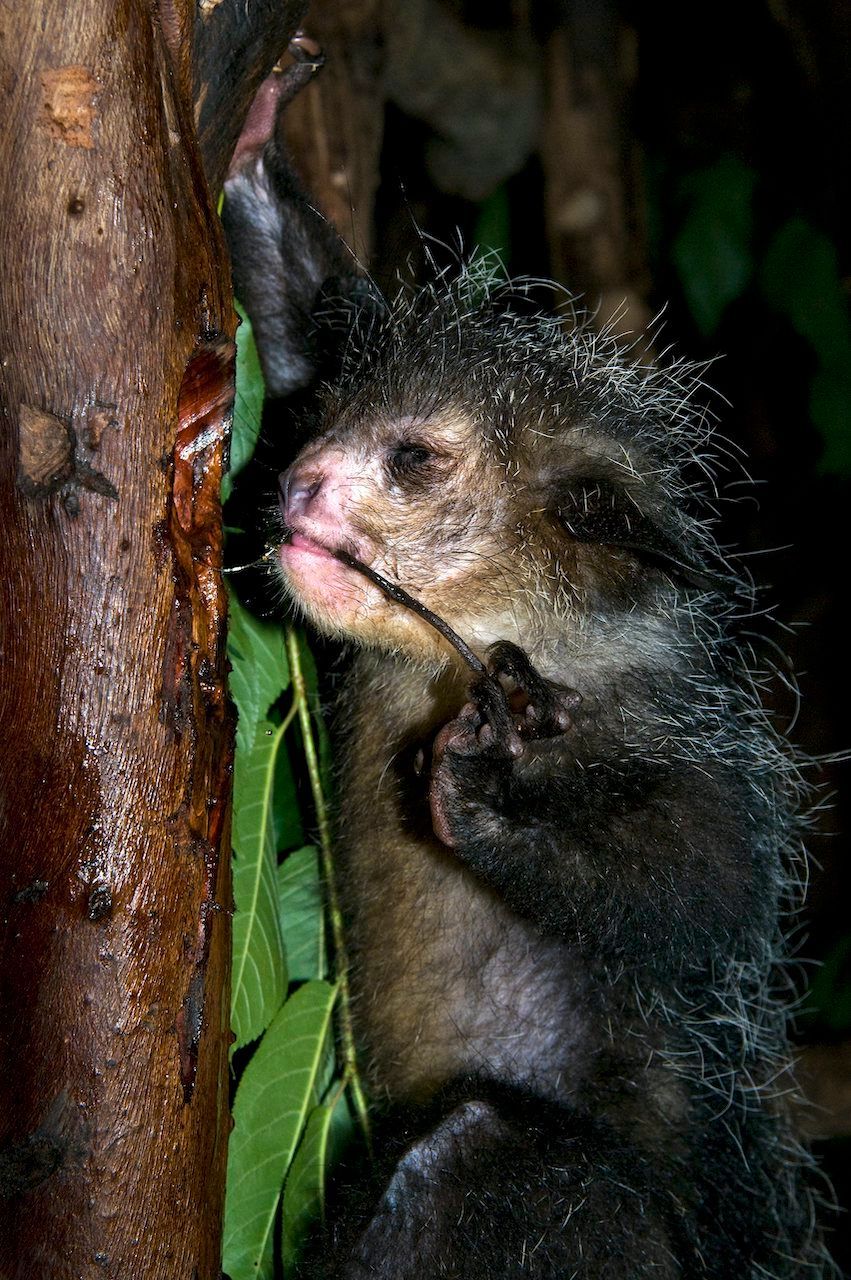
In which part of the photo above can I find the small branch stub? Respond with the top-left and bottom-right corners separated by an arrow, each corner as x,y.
17,403 -> 119,505
17,404 -> 74,496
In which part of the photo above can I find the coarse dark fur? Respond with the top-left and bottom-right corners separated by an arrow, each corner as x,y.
224,118 -> 833,1279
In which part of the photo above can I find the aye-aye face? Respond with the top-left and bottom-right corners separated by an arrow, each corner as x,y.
273,281 -> 724,673
274,400 -> 718,671
276,405 -> 567,667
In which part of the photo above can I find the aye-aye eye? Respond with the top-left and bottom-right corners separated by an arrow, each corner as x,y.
386,441 -> 435,483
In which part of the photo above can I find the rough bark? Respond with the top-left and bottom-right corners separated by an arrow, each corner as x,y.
0,1 -> 295,1275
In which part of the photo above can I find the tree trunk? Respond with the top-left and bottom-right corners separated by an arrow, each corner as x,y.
0,1 -> 297,1274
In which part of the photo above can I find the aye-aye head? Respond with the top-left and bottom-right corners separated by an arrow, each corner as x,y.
275,267 -> 731,675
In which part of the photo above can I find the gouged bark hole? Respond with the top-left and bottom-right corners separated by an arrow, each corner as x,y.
173,343 -> 236,538
170,340 -> 235,1103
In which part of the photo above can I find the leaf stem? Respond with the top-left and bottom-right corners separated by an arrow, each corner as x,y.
285,628 -> 372,1151
279,696 -> 300,738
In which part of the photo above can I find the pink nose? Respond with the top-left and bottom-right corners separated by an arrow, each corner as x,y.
279,465 -> 323,523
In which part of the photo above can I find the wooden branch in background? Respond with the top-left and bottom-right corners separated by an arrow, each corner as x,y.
541,0 -> 651,344
794,1041 -> 851,1141
281,0 -> 384,263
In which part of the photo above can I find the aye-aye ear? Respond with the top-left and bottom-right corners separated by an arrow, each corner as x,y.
553,476 -> 724,590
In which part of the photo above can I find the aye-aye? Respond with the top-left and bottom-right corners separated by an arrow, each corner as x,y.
223,94 -> 831,1280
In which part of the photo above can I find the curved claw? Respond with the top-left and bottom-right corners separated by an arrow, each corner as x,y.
269,35 -> 326,118
486,640 -> 581,739
469,674 -> 518,750
287,32 -> 326,70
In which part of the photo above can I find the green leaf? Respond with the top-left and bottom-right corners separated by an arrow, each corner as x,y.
473,185 -> 511,263
232,721 -> 288,1050
280,1103 -> 335,1274
326,1087 -> 356,1159
281,1089 -> 355,1275
223,981 -> 338,1280
223,300 -> 265,502
811,367 -> 851,475
805,936 -> 851,1033
228,592 -> 289,756
671,156 -> 757,336
279,847 -> 325,982
760,217 -> 851,355
271,738 -> 304,854
761,218 -> 851,476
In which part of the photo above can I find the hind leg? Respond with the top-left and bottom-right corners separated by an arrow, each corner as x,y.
316,1092 -> 680,1280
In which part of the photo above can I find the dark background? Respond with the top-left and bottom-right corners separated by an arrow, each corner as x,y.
359,0 -> 851,1267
